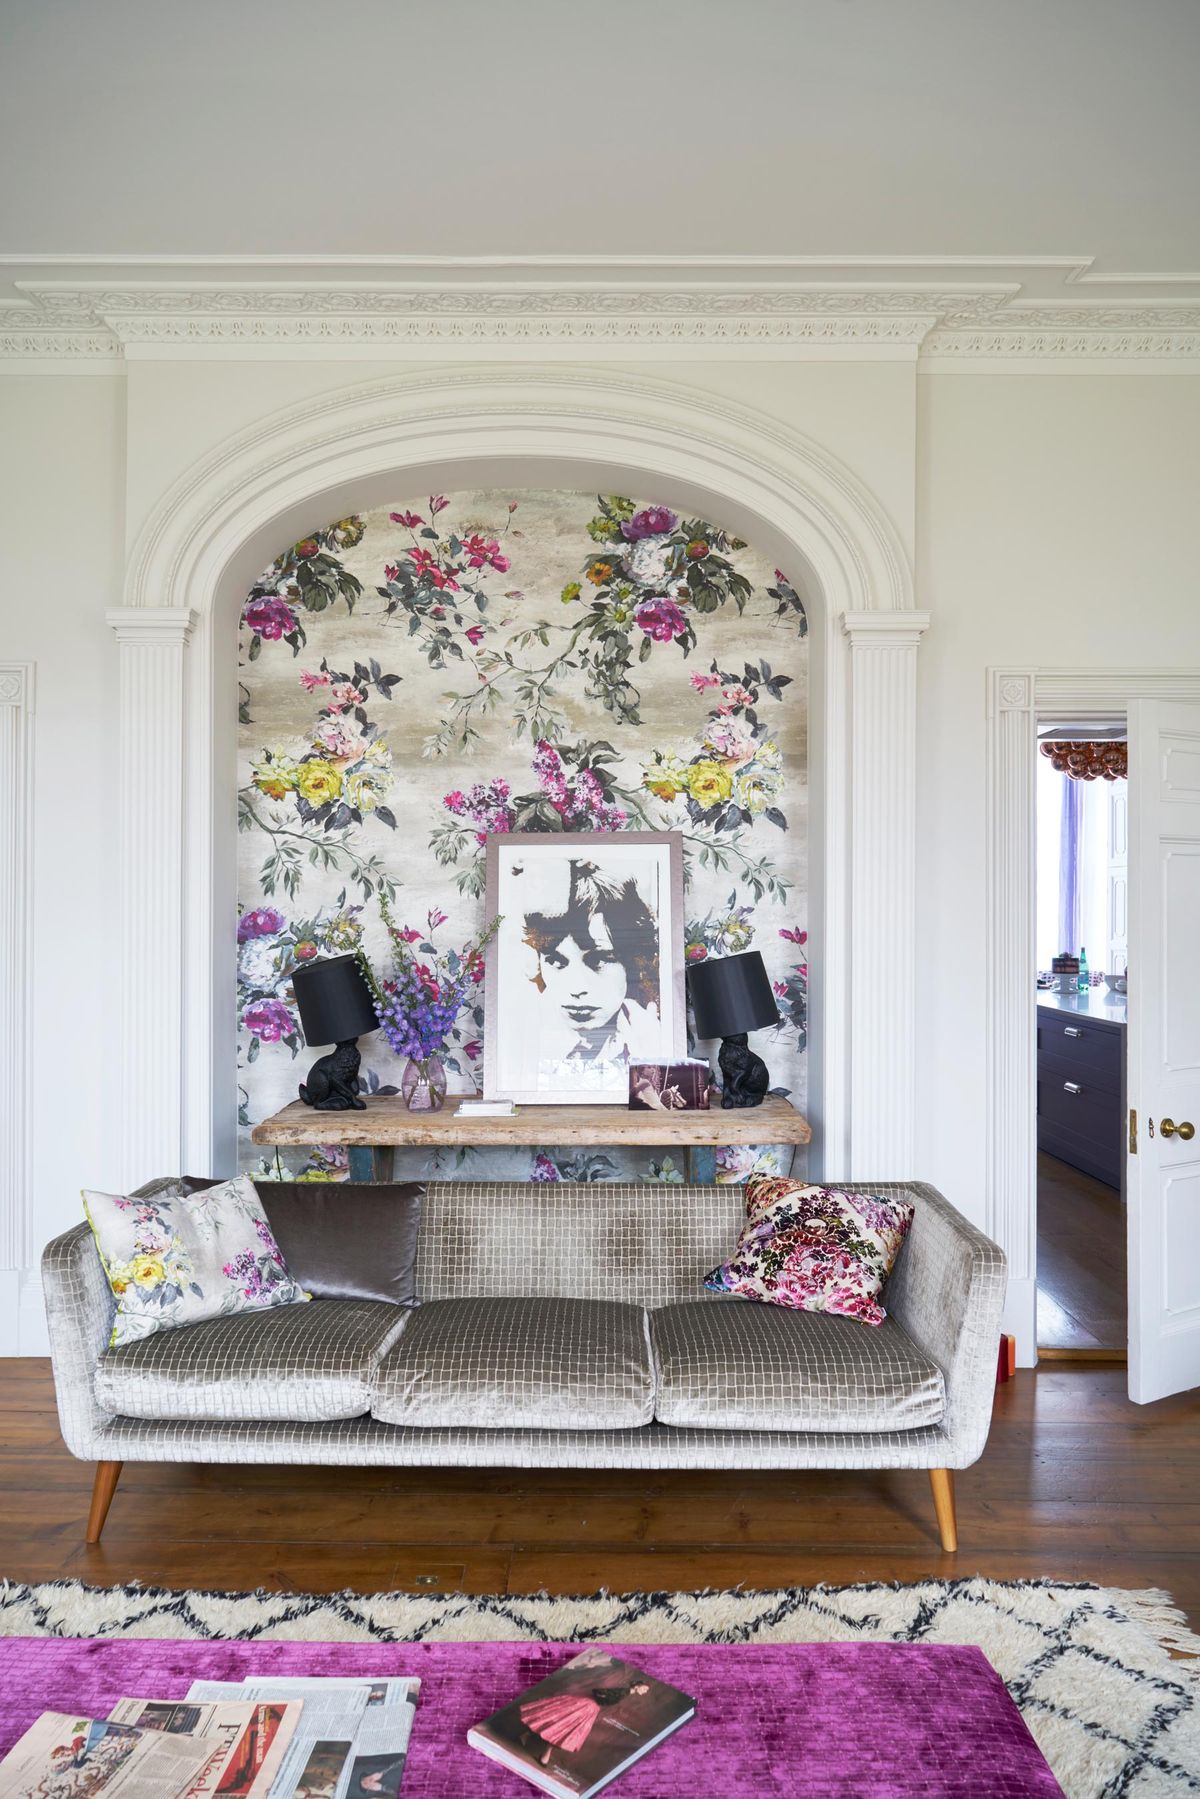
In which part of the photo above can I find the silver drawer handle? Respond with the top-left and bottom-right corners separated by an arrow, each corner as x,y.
1063,1081 -> 1083,1094
1063,1026 -> 1083,1037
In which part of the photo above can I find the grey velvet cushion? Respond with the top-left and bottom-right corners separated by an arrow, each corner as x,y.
371,1296 -> 655,1430
651,1300 -> 945,1432
95,1298 -> 410,1422
182,1178 -> 423,1306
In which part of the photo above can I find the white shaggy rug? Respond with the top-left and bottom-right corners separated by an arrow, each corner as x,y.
2,1576 -> 1198,1796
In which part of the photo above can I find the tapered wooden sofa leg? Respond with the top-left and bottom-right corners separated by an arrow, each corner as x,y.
86,1461 -> 123,1544
929,1468 -> 958,1552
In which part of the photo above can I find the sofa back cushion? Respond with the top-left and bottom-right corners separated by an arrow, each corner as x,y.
415,1181 -> 748,1308
181,1178 -> 423,1307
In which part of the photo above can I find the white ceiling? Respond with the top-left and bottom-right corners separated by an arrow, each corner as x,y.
1,0 -> 1198,277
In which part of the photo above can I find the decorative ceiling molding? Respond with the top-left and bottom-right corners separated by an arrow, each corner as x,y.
2,260 -> 1199,362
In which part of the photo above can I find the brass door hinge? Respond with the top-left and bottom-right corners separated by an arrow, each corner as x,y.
1129,1108 -> 1137,1154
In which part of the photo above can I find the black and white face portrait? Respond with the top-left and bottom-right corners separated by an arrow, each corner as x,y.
485,834 -> 684,1103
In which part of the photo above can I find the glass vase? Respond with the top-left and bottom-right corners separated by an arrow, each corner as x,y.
401,1055 -> 447,1113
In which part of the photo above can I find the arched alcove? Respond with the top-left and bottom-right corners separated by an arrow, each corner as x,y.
111,367 -> 925,1187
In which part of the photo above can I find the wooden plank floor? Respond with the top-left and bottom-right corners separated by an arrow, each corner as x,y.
3,1359 -> 1198,1628
1037,1151 -> 1126,1351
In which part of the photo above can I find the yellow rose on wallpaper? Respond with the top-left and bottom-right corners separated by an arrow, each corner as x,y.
686,759 -> 734,808
641,751 -> 688,802
253,752 -> 299,801
345,770 -> 382,813
297,760 -> 343,805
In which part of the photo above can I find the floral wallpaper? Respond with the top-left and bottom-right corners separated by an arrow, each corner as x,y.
236,491 -> 808,1185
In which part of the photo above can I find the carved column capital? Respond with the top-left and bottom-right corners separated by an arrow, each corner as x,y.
106,607 -> 197,645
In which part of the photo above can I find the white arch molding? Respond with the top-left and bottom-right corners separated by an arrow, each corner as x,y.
108,367 -> 927,1187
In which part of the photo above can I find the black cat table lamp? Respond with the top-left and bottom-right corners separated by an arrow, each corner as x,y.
292,953 -> 379,1111
686,949 -> 780,1109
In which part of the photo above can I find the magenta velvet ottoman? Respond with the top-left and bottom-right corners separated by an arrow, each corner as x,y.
0,1636 -> 1061,1795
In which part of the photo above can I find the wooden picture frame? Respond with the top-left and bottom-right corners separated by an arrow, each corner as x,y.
483,831 -> 686,1104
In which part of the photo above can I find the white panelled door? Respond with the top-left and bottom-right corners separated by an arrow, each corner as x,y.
1127,699 -> 1200,1404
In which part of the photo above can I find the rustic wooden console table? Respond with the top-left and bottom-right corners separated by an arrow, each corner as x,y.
251,1092 -> 811,1182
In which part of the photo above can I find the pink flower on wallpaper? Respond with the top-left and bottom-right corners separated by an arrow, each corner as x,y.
531,1152 -> 561,1182
463,1038 -> 482,1062
717,684 -> 754,713
242,997 -> 295,1042
397,925 -> 422,944
634,597 -> 687,643
461,533 -> 511,573
773,980 -> 788,999
690,670 -> 721,693
465,624 -> 486,646
238,907 -> 284,942
299,669 -> 331,692
390,510 -> 425,528
429,495 -> 449,515
329,681 -> 366,710
313,716 -> 367,760
621,505 -> 678,541
779,927 -> 808,945
428,907 -> 449,929
409,547 -> 459,591
243,594 -> 298,641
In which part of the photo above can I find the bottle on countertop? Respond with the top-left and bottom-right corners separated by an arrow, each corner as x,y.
1078,947 -> 1089,992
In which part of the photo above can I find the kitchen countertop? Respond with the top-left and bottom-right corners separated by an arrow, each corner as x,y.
1037,985 -> 1127,1027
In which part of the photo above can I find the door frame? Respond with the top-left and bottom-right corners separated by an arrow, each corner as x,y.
986,667 -> 1200,1366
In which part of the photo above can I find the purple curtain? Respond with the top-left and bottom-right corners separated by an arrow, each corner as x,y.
1058,773 -> 1082,955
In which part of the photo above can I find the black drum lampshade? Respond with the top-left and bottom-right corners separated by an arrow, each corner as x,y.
291,953 -> 379,1112
687,950 -> 779,1109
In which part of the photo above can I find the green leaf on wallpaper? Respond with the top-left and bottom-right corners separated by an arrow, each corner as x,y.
638,634 -> 653,663
248,634 -> 261,661
246,1035 -> 259,1063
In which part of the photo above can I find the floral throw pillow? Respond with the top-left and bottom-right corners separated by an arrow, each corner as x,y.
704,1176 -> 915,1326
84,1174 -> 308,1347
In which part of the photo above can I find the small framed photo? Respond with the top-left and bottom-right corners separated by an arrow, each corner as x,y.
629,1060 -> 714,1111
483,831 -> 685,1104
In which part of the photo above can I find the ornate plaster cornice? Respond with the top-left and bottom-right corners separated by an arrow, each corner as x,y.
2,263 -> 1199,361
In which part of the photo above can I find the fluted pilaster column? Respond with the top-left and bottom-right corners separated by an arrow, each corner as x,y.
841,611 -> 930,1178
0,663 -> 35,1271
107,609 -> 197,1188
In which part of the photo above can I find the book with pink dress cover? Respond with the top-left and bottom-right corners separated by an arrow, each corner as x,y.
467,1649 -> 695,1797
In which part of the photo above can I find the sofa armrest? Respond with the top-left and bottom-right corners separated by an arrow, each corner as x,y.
860,1181 -> 1007,1466
41,1221 -> 117,1458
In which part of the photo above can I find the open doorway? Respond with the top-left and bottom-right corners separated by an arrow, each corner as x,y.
1035,721 -> 1128,1358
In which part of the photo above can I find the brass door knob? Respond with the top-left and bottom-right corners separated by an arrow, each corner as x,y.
1160,1118 -> 1196,1141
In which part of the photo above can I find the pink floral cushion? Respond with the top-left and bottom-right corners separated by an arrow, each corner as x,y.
704,1176 -> 915,1325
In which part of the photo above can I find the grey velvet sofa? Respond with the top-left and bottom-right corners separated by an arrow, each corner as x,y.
43,1177 -> 1006,1553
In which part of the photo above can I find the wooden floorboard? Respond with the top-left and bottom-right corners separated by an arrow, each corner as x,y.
1,1359 -> 1197,1628
1037,1151 -> 1126,1350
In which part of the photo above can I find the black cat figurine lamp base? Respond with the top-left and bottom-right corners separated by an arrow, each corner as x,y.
686,950 -> 780,1109
292,954 -> 379,1112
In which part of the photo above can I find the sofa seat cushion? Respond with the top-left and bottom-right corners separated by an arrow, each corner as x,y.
371,1297 -> 654,1430
651,1300 -> 944,1432
95,1299 -> 409,1423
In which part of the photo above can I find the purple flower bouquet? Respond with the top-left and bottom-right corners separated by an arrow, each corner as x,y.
358,897 -> 499,1110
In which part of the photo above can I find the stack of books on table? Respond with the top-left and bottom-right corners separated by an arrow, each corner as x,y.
0,1675 -> 420,1799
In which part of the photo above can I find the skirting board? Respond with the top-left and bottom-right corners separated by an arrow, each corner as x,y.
1002,1276 -> 1038,1369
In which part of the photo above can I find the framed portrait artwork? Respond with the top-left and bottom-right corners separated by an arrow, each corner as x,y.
483,832 -> 685,1104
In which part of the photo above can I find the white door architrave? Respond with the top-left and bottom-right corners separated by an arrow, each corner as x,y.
108,368 -> 925,1193
986,667 -> 1200,1368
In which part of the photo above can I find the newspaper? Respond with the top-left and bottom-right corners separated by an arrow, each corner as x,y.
0,1711 -> 212,1799
107,1700 -> 299,1799
185,1680 -> 419,1799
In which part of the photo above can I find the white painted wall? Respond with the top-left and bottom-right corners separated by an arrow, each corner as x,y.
914,371 -> 1200,1224
2,352 -> 1198,1354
